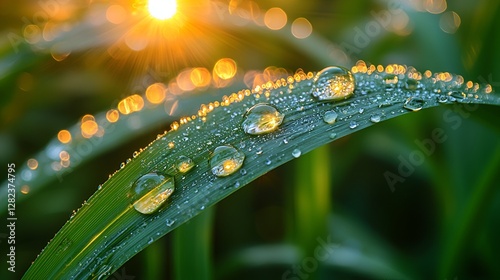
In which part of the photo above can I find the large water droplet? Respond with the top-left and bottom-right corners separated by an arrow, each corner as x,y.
323,110 -> 338,124
242,103 -> 284,135
175,155 -> 194,173
130,173 -> 175,214
311,66 -> 355,101
210,145 -> 245,177
403,97 -> 425,111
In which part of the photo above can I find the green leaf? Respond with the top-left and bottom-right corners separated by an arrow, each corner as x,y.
22,63 -> 500,279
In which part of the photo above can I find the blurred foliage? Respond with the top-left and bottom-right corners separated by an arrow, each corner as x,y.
1,0 -> 499,279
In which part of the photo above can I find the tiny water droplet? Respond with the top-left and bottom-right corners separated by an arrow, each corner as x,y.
210,145 -> 245,177
240,169 -> 247,175
120,162 -> 125,169
359,108 -> 365,114
292,149 -> 302,158
96,265 -> 112,280
329,132 -> 337,139
130,173 -> 175,214
311,66 -> 355,101
323,110 -> 338,124
437,95 -> 449,103
349,121 -> 358,129
242,103 -> 284,135
383,74 -> 399,88
55,238 -> 73,256
403,97 -> 425,111
166,219 -> 176,227
283,139 -> 289,144
175,155 -> 194,173
265,157 -> 272,165
370,114 -> 381,123
132,151 -> 139,158
148,237 -> 154,244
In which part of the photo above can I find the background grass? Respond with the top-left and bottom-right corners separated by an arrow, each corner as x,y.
1,0 -> 499,279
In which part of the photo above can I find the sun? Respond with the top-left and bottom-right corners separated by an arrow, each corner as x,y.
148,0 -> 177,20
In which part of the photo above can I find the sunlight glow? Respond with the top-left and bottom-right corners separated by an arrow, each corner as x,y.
148,0 -> 177,20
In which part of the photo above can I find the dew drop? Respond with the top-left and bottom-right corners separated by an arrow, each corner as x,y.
166,219 -> 176,227
96,265 -> 112,280
403,97 -> 425,111
323,110 -> 338,124
437,95 -> 449,103
55,238 -> 73,256
292,149 -> 302,158
130,173 -> 175,214
329,132 -> 337,139
242,103 -> 284,135
311,66 -> 355,101
210,145 -> 245,177
240,169 -> 247,175
349,121 -> 358,129
370,114 -> 381,123
449,90 -> 466,101
383,74 -> 399,89
175,155 -> 194,173
404,79 -> 419,90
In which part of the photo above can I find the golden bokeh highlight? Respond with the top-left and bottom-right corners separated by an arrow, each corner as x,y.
168,81 -> 184,95
146,83 -> 167,104
50,48 -> 71,62
439,11 -> 461,34
118,94 -> 145,114
425,0 -> 447,14
190,67 -> 211,88
106,109 -> 120,123
57,129 -> 72,144
214,58 -> 237,80
20,185 -> 30,195
291,17 -> 313,39
27,159 -> 38,170
23,25 -> 42,44
81,118 -> 99,138
125,33 -> 149,51
82,114 -> 95,122
106,4 -> 127,25
176,69 -> 196,91
264,7 -> 287,30
59,150 -> 70,161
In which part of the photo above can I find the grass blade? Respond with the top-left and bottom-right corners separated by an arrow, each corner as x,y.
22,63 -> 500,278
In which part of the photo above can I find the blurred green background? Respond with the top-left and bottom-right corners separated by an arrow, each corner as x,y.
1,0 -> 500,279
